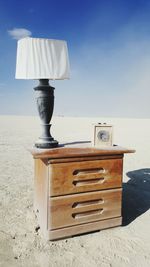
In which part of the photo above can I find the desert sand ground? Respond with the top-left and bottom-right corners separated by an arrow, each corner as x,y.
0,115 -> 150,267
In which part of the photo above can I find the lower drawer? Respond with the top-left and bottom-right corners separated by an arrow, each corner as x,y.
49,188 -> 122,230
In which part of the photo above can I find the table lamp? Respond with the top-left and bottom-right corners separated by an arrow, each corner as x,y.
15,37 -> 70,148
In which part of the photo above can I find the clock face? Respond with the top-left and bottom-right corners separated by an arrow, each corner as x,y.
97,130 -> 110,142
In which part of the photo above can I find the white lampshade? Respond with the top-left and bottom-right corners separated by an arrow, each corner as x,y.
15,37 -> 70,80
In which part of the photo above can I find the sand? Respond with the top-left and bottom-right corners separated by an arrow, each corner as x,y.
0,115 -> 150,267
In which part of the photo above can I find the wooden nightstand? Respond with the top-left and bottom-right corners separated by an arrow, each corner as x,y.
31,146 -> 134,240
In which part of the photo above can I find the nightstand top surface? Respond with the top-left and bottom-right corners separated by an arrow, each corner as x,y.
30,143 -> 135,159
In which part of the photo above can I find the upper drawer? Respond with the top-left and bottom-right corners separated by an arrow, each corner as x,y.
49,158 -> 123,196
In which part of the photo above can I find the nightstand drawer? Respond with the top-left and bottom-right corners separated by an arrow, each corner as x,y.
49,159 -> 123,196
49,188 -> 122,230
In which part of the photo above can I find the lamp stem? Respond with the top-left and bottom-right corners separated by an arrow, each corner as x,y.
34,79 -> 58,148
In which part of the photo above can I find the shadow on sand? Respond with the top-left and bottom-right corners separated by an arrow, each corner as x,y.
122,168 -> 150,226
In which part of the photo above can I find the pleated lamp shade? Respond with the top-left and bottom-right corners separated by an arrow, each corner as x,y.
15,37 -> 70,80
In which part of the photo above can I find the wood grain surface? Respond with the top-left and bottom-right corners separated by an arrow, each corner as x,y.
49,189 -> 122,229
49,158 -> 123,196
31,146 -> 135,159
34,159 -> 49,238
31,145 -> 134,240
48,217 -> 122,240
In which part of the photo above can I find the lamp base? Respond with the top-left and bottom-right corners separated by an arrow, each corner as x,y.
35,138 -> 58,149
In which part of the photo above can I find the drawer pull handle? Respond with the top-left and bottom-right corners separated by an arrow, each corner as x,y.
73,177 -> 105,186
72,199 -> 104,208
73,168 -> 105,176
72,209 -> 103,219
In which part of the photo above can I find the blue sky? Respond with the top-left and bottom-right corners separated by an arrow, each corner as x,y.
1,0 -> 150,117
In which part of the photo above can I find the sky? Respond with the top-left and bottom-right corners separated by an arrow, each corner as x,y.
1,0 -> 150,118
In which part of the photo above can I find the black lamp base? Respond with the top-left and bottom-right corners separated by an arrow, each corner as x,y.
35,139 -> 58,149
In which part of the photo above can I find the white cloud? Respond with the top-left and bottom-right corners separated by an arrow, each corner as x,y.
8,28 -> 32,40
